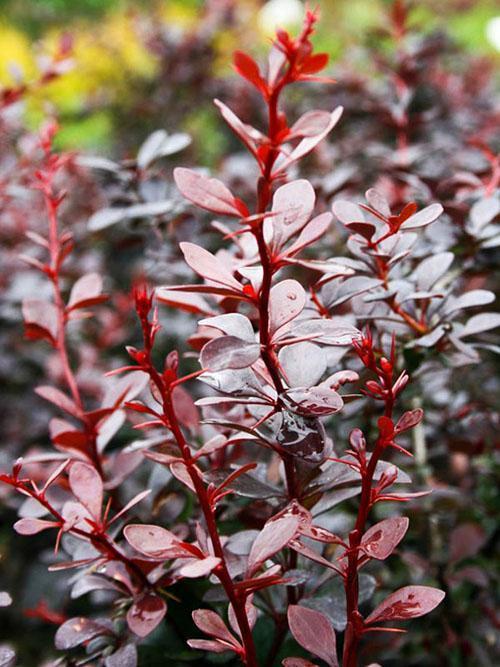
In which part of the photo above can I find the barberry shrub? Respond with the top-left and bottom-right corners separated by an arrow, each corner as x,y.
2,7 -> 498,667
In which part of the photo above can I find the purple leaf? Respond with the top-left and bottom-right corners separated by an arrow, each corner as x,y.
283,386 -> 343,416
449,523 -> 487,563
279,342 -> 326,387
287,605 -> 338,667
55,617 -> 111,649
247,515 -> 300,574
124,523 -> 184,559
69,461 -> 103,520
360,517 -> 409,561
365,586 -> 445,625
200,336 -> 260,371
269,280 -> 306,335
105,643 -> 137,667
180,242 -> 242,291
174,167 -> 248,216
187,639 -> 234,653
192,609 -> 237,644
399,203 -> 443,230
178,556 -> 221,578
14,517 -> 58,535
126,594 -> 167,638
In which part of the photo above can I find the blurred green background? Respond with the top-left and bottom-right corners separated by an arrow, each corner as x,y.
0,0 -> 498,153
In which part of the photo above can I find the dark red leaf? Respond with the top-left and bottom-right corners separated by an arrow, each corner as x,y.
287,605 -> 338,667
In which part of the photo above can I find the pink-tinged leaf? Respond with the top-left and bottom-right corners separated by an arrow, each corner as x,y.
22,299 -> 58,343
233,51 -> 267,95
274,107 -> 343,175
14,517 -> 58,535
67,272 -> 106,310
174,167 -> 248,217
331,200 -> 366,224
284,386 -> 343,417
68,461 -> 103,520
199,313 -> 255,342
399,203 -> 443,230
192,609 -> 237,644
283,659 -> 319,667
108,490 -> 151,525
35,385 -> 82,419
269,280 -> 306,335
55,617 -> 111,649
365,586 -> 445,625
360,517 -> 409,561
289,110 -> 333,139
187,639 -> 235,653
180,242 -> 243,291
287,605 -> 338,667
200,336 -> 260,371
270,180 -> 315,250
449,523 -> 487,563
155,288 -> 215,316
395,409 -> 424,434
170,461 -> 197,492
247,515 -> 300,574
126,594 -> 167,638
228,596 -> 258,636
279,342 -> 326,387
124,523 -> 181,559
283,212 -> 332,258
105,643 -> 137,667
214,99 -> 263,154
365,189 -> 391,217
178,556 -> 221,578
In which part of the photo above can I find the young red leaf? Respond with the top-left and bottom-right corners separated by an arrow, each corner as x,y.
233,51 -> 268,96
287,605 -> 338,667
395,409 -> 424,434
399,203 -> 443,230
68,461 -> 103,520
22,299 -> 58,344
174,167 -> 248,217
126,593 -> 167,638
360,516 -> 409,561
365,586 -> 445,625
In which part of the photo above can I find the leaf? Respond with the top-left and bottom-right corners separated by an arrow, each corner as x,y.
214,99 -> 262,154
156,288 -> 214,316
178,557 -> 221,578
124,523 -> 182,559
365,586 -> 445,625
331,200 -> 366,224
88,202 -> 174,231
187,639 -> 233,654
399,203 -> 443,230
68,273 -> 106,310
137,130 -> 190,169
68,461 -> 103,520
279,342 -> 326,387
55,617 -> 111,649
200,336 -> 260,371
14,517 -> 58,535
449,523 -> 487,563
126,594 -> 167,638
105,643 -> 138,667
192,609 -> 237,644
283,212 -> 332,257
233,51 -> 267,95
287,605 -> 338,667
365,189 -> 391,217
289,110 -> 333,139
199,313 -> 255,341
180,242 -> 243,291
460,312 -> 500,337
270,179 -> 315,249
269,280 -> 306,335
174,167 -> 248,217
283,387 -> 343,416
443,290 -> 495,315
469,196 -> 499,230
35,385 -> 82,419
415,253 -> 453,291
22,299 -> 58,343
360,517 -> 409,561
395,409 -> 423,433
247,515 -> 300,574
275,107 -> 343,175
